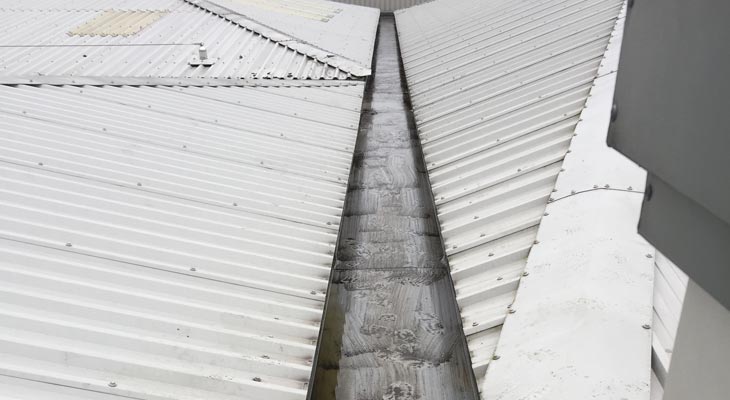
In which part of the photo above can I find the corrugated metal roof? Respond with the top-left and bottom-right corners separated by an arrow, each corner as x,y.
395,0 -> 623,381
201,0 -> 380,68
0,82 -> 365,399
68,10 -> 169,36
481,5 -> 656,396
0,0 -> 375,81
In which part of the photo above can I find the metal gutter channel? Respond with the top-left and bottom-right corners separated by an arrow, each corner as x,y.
308,16 -> 479,400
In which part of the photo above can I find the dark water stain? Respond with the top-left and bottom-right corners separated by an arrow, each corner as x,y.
308,16 -> 480,400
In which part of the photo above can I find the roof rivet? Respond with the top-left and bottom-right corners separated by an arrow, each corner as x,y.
233,202 -> 238,207
571,190 -> 576,195
604,184 -> 610,188
480,233 -> 486,237
627,186 -> 633,191
136,182 -> 142,187
65,242 -> 72,247
108,382 -> 117,388
497,276 -> 503,281
543,212 -> 549,216
646,254 -> 653,259
452,245 -> 457,249
190,267 -> 197,272
252,377 -> 262,382
593,185 -> 599,189
310,291 -> 317,295
508,309 -> 516,314
492,355 -> 501,360
38,162 -> 44,166
642,324 -> 651,330
472,322 -> 479,327
522,271 -> 529,276
533,240 -> 540,245
488,252 -> 494,257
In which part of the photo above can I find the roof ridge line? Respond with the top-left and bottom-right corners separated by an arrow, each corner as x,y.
183,0 -> 371,77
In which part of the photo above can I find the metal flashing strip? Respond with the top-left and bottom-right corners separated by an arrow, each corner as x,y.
184,0 -> 375,76
482,4 -> 655,399
0,76 -> 365,87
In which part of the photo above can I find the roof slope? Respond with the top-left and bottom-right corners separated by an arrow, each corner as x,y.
395,0 -> 623,382
0,82 -> 364,399
196,0 -> 380,69
0,0 -> 378,82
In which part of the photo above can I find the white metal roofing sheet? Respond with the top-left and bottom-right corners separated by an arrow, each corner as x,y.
395,0 -> 623,383
0,0 -> 374,81
201,0 -> 380,68
0,82 -> 365,399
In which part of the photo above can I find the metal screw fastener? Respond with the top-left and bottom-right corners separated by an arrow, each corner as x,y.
310,291 -> 317,295
611,103 -> 618,122
65,242 -> 72,247
38,162 -> 44,166
522,271 -> 530,277
108,382 -> 117,388
533,240 -> 540,245
497,277 -> 503,281
472,322 -> 479,327
253,377 -> 262,382
190,267 -> 197,272
492,355 -> 501,360
508,309 -> 516,314
642,324 -> 651,330
488,252 -> 494,257
646,254 -> 653,259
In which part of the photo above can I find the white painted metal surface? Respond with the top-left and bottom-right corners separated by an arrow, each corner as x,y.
662,280 -> 730,400
395,0 -> 624,381
482,4 -> 655,398
651,251 -> 688,389
202,0 -> 380,68
0,0 -> 377,81
0,82 -> 365,399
